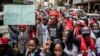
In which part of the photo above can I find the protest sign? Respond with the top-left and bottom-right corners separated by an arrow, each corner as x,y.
4,5 -> 35,25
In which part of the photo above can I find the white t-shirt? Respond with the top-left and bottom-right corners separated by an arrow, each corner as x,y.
42,24 -> 49,43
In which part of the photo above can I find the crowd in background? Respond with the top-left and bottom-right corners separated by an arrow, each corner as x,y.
0,7 -> 100,56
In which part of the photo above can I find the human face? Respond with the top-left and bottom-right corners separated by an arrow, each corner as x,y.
53,44 -> 63,56
36,19 -> 41,24
13,43 -> 18,48
92,23 -> 99,30
42,19 -> 47,25
92,23 -> 100,34
62,31 -> 69,43
28,40 -> 37,52
50,16 -> 55,19
50,16 -> 56,23
19,28 -> 26,32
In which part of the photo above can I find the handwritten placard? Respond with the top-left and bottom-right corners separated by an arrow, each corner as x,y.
4,5 -> 35,25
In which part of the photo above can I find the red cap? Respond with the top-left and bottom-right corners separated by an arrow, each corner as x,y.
0,38 -> 9,45
49,10 -> 59,16
18,25 -> 27,28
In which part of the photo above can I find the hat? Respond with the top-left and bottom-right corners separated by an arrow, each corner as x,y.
81,27 -> 90,34
49,10 -> 59,16
64,13 -> 71,18
0,38 -> 9,45
18,25 -> 27,28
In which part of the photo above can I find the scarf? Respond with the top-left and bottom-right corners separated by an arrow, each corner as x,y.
74,26 -> 81,37
42,24 -> 49,43
64,19 -> 73,30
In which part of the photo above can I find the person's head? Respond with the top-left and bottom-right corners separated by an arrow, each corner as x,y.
50,39 -> 65,56
81,27 -> 91,38
92,22 -> 99,30
65,17 -> 70,20
18,25 -> 27,32
13,43 -> 18,48
75,20 -> 82,27
92,22 -> 100,37
42,17 -> 48,25
64,13 -> 71,20
62,30 -> 69,43
36,18 -> 41,24
50,16 -> 57,23
0,38 -> 9,52
28,38 -> 39,52
49,10 -> 58,23
62,30 -> 73,49
58,15 -> 64,21
32,25 -> 36,30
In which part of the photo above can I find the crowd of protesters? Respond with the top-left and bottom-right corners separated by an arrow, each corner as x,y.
0,7 -> 100,56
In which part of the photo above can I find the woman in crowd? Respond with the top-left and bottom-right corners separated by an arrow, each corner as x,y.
91,22 -> 100,38
91,22 -> 100,56
62,30 -> 78,56
25,38 -> 41,56
45,38 -> 68,56
7,7 -> 100,56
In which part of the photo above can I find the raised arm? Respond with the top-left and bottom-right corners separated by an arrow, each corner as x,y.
8,25 -> 19,35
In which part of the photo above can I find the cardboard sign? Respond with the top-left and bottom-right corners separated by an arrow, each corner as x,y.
4,5 -> 35,25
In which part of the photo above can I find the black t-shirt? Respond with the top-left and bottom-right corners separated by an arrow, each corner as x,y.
48,23 -> 58,39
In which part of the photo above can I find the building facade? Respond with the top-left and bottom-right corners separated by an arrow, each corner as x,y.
73,0 -> 100,13
35,0 -> 72,8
